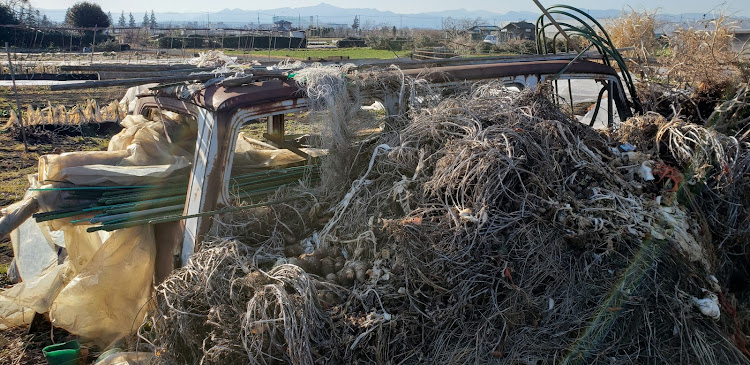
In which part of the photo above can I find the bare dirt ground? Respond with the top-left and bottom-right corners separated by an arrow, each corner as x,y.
0,323 -> 79,364
0,86 -> 127,114
0,85 -> 125,364
0,86 -> 126,196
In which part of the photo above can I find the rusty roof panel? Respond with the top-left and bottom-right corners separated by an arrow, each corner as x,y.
194,79 -> 305,112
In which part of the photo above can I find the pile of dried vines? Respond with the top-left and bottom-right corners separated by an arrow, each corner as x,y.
137,72 -> 750,364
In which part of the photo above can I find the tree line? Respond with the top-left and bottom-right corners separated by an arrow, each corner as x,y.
2,0 -> 159,29
0,1 -> 162,50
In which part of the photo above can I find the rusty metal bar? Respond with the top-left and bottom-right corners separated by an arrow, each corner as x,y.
49,72 -> 226,91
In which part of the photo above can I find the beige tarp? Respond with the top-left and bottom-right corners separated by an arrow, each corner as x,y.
0,114 -> 182,346
39,115 -> 193,186
233,132 -> 326,171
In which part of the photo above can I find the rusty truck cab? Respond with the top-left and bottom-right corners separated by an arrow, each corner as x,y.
132,59 -> 632,267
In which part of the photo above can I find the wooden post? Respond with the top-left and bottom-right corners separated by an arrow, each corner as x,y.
5,42 -> 28,152
181,32 -> 186,61
268,114 -> 284,140
531,0 -> 582,53
91,25 -> 97,64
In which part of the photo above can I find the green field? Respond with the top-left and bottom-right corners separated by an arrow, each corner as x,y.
225,47 -> 410,60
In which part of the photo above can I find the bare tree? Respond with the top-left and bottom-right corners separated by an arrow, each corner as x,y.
441,17 -> 484,38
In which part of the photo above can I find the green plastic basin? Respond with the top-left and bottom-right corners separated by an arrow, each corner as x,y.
42,340 -> 81,365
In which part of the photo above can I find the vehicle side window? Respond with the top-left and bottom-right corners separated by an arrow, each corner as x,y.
227,113 -> 318,201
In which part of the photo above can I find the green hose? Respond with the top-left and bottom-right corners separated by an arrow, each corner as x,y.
534,4 -> 643,114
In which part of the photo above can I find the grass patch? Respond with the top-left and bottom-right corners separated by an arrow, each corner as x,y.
0,167 -> 36,205
0,133 -> 112,207
238,114 -> 313,140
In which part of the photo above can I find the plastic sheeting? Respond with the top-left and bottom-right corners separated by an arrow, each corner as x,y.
119,84 -> 159,114
0,191 -> 39,241
10,218 -> 58,282
189,50 -> 238,68
0,113 -> 185,346
1,187 -> 57,285
39,114 -> 193,186
0,220 -> 156,347
56,163 -> 189,186
50,225 -> 155,345
232,132 -> 326,172
97,351 -> 155,365
0,263 -> 69,329
579,94 -> 621,129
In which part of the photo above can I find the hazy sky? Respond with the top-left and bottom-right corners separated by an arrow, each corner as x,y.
26,0 -> 749,16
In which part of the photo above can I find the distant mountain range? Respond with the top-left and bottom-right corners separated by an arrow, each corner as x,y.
36,3 -> 748,29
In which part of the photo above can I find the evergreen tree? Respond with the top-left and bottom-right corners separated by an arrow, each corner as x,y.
107,11 -> 113,27
128,12 -> 135,27
352,16 -> 359,32
65,2 -> 110,28
24,3 -> 34,25
149,10 -> 156,28
118,11 -> 126,27
0,4 -> 19,26
142,12 -> 149,28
